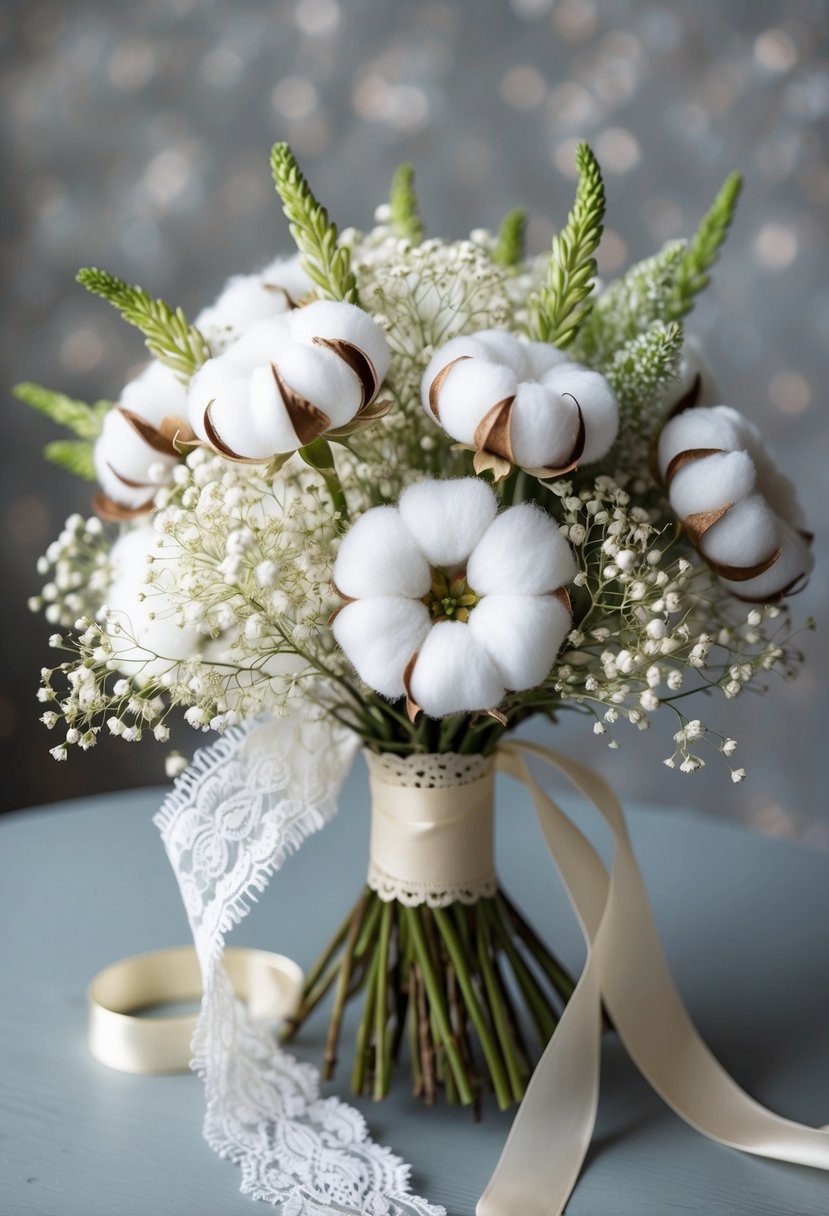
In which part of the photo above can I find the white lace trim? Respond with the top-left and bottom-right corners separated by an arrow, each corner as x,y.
367,864 -> 499,908
154,712 -> 445,1216
365,749 -> 493,789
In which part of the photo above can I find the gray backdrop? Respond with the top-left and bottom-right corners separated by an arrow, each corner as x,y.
2,0 -> 826,840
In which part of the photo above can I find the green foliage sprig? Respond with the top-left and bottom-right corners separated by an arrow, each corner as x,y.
389,164 -> 424,244
605,319 -> 684,458
528,143 -> 605,348
667,172 -> 742,320
76,268 -> 211,379
12,382 -> 112,481
270,141 -> 358,304
492,208 -> 526,268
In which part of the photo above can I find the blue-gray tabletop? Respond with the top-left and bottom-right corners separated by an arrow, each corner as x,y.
3,761 -> 829,1216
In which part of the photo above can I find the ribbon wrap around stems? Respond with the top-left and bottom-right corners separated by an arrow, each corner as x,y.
365,750 -> 497,906
93,716 -> 829,1216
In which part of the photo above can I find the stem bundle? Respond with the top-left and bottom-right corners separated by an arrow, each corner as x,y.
282,885 -> 575,1112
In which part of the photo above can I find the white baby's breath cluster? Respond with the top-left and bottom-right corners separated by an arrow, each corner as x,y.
24,144 -> 813,783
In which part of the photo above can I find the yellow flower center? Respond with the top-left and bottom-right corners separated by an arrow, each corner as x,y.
425,569 -> 479,623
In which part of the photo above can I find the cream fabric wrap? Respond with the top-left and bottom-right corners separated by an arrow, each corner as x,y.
365,750 -> 498,906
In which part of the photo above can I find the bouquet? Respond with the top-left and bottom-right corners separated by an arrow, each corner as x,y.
18,142 -> 819,1211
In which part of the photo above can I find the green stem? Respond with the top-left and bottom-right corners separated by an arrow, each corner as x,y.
404,907 -> 475,1106
486,898 -> 558,1046
433,907 -> 512,1110
323,889 -> 370,1080
351,940 -> 381,1095
501,891 -> 575,1003
474,903 -> 526,1103
373,901 -> 394,1099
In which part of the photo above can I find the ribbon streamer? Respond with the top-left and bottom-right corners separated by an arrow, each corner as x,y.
479,740 -> 829,1215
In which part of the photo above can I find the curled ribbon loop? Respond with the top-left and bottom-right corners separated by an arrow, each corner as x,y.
479,740 -> 829,1216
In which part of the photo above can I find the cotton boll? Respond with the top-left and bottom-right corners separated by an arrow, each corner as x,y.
106,526 -> 200,679
290,299 -> 391,387
509,381 -> 580,469
276,341 -> 361,428
435,360 -> 518,445
736,416 -> 808,531
222,316 -> 293,369
719,520 -> 814,601
421,336 -> 494,414
699,495 -> 780,570
333,597 -> 430,699
467,504 -> 576,596
245,364 -> 303,454
94,410 -> 177,507
657,406 -> 744,474
523,341 -> 571,380
669,450 -> 756,518
120,361 -> 188,429
471,329 -> 526,376
398,477 -> 497,568
260,254 -> 313,300
409,621 -> 505,717
334,506 -> 431,599
187,358 -> 248,443
543,365 -> 619,463
468,594 -> 570,690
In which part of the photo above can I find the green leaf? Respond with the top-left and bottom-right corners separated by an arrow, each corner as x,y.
13,382 -> 112,439
491,208 -> 526,268
667,172 -> 742,320
270,142 -> 359,305
76,268 -> 211,379
528,143 -> 605,348
605,320 -> 684,456
44,439 -> 97,481
388,163 -> 424,244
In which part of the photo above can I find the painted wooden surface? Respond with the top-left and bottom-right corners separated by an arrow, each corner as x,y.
3,760 -> 829,1216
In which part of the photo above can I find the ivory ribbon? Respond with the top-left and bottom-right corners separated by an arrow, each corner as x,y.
88,945 -> 302,1074
365,751 -> 496,904
478,739 -> 829,1216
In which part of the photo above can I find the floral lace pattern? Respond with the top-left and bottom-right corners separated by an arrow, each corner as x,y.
154,713 -> 445,1216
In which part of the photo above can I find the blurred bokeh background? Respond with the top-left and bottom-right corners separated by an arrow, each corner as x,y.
1,0 -> 826,839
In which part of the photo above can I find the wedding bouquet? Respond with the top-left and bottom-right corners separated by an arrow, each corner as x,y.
18,139 -> 818,1214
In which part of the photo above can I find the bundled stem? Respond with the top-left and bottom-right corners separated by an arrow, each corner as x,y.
283,886 -> 575,1109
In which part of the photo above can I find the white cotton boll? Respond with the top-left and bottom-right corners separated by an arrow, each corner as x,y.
509,381 -> 580,469
409,621 -> 505,717
120,361 -> 188,429
471,330 -> 526,376
398,477 -> 497,569
290,300 -> 391,386
468,594 -> 570,690
334,506 -> 431,599
523,341 -> 571,380
106,526 -> 199,678
467,504 -> 576,596
669,450 -> 756,518
187,357 -> 248,442
736,416 -> 808,531
657,406 -> 744,474
333,597 -> 430,699
720,520 -> 814,601
222,315 -> 292,369
245,364 -> 303,454
420,336 -> 493,414
94,411 -> 176,507
436,360 -> 518,445
543,365 -> 619,463
699,495 -> 780,569
276,342 -> 361,428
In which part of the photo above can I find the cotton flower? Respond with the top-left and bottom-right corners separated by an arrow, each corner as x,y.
657,404 -> 814,601
194,254 -> 312,352
331,477 -> 575,717
93,361 -> 190,515
421,329 -> 619,478
187,300 -> 391,461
